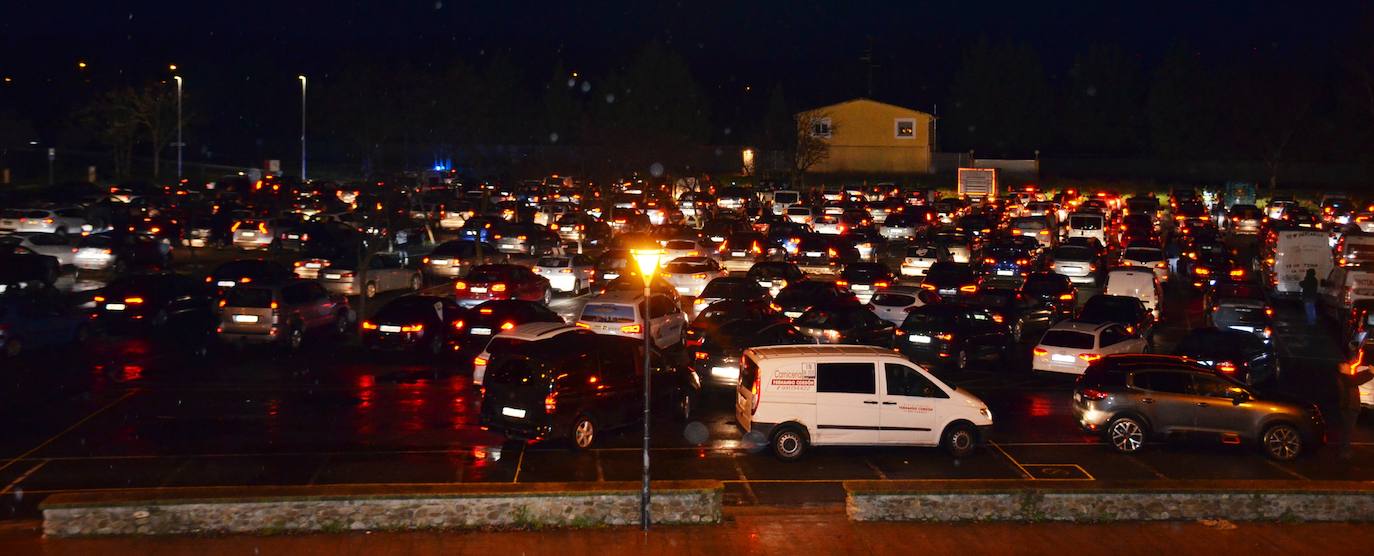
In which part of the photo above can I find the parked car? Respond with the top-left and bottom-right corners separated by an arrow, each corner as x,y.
0,293 -> 90,357
689,317 -> 809,388
897,304 -> 1014,370
217,280 -> 353,349
575,290 -> 686,350
1031,321 -> 1148,375
532,254 -> 596,294
793,302 -> 896,346
736,345 -> 994,460
93,272 -> 214,331
423,240 -> 502,279
837,262 -> 895,304
453,300 -> 564,352
207,260 -> 294,292
360,295 -> 466,355
661,256 -> 727,298
1019,272 -> 1077,322
746,261 -> 805,297
1172,327 -> 1279,385
1072,354 -> 1323,460
317,252 -> 422,298
968,287 -> 1056,343
0,232 -> 75,266
479,334 -> 699,448
454,264 -> 552,307
920,261 -> 981,300
867,285 -> 934,326
1047,245 -> 1100,285
472,323 -> 592,387
774,281 -> 856,319
692,277 -> 772,313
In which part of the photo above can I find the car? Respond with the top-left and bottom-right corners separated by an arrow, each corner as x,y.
790,234 -> 860,275
93,272 -> 215,331
920,261 -> 980,299
897,304 -> 1014,370
359,295 -> 467,355
689,317 -> 809,388
479,333 -> 699,448
1072,354 -> 1323,460
746,261 -> 805,297
11,208 -> 86,236
774,281 -> 856,319
471,322 -> 592,387
969,287 -> 1057,343
1019,272 -> 1076,322
453,264 -> 552,307
1047,245 -> 1100,284
1009,216 -> 1055,248
867,285 -> 934,326
978,244 -> 1038,284
575,290 -> 686,349
532,254 -> 596,294
1103,268 -> 1162,318
453,299 -> 564,352
1119,246 -> 1168,283
423,240 -> 502,279
684,299 -> 783,349
736,345 -> 994,460
317,252 -> 423,298
660,256 -> 727,298
1205,283 -> 1274,341
793,302 -> 896,346
207,260 -> 294,291
229,218 -> 281,250
1172,327 -> 1279,385
692,277 -> 771,312
900,241 -> 946,277
217,280 -> 353,349
0,232 -> 75,267
71,233 -> 119,271
1031,320 -> 1148,375
715,232 -> 769,273
0,248 -> 60,289
1078,294 -> 1154,340
0,293 -> 91,358
660,238 -> 708,267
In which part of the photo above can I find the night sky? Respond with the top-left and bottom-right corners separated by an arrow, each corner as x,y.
2,0 -> 1368,167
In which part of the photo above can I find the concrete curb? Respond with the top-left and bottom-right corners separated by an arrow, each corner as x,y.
40,481 -> 723,537
845,480 -> 1374,522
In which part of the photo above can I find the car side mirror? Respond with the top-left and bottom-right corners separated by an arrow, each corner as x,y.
1230,389 -> 1250,405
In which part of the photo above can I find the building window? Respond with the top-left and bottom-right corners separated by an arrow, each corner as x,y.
895,118 -> 916,139
811,118 -> 832,138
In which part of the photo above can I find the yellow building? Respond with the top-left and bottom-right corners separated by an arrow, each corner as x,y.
798,98 -> 934,175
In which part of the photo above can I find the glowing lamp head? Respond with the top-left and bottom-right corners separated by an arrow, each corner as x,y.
631,248 -> 663,286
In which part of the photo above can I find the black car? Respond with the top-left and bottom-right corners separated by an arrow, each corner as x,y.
774,281 -> 856,319
745,261 -> 806,295
897,304 -> 1014,370
789,234 -> 859,272
359,295 -> 466,355
1078,294 -> 1155,345
693,277 -> 771,312
920,261 -> 981,299
685,299 -> 781,348
1172,327 -> 1279,385
968,287 -> 1056,342
690,318 -> 810,388
455,300 -> 564,351
793,302 -> 896,346
479,334 -> 700,449
207,259 -> 293,292
0,251 -> 59,289
837,262 -> 895,299
94,272 -> 215,331
978,245 -> 1038,282
1020,272 -> 1077,321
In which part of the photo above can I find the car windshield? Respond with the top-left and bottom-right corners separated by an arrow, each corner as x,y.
700,279 -> 760,298
1040,330 -> 1095,349
1070,216 -> 1102,229
224,287 -> 273,308
1053,246 -> 1094,260
537,257 -> 570,267
466,268 -> 515,282
581,303 -> 636,323
1122,248 -> 1163,262
925,264 -> 972,283
664,240 -> 697,250
431,241 -> 479,256
775,283 -> 830,305
1022,277 -> 1067,295
665,259 -> 714,273
871,292 -> 916,307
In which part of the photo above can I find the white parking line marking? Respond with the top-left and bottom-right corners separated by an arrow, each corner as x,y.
0,461 -> 49,497
988,441 -> 1033,479
863,458 -> 888,480
594,450 -> 605,482
731,458 -> 759,505
1261,459 -> 1309,481
511,445 -> 526,483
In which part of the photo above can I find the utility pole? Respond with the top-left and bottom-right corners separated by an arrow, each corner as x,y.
859,36 -> 879,98
174,74 -> 183,179
298,75 -> 307,181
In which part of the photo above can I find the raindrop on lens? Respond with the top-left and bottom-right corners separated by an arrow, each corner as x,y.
683,421 -> 708,445
649,162 -> 664,177
605,93 -> 615,103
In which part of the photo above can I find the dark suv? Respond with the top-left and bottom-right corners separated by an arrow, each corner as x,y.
1072,355 -> 1323,461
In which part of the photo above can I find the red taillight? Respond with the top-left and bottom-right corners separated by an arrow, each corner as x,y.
473,356 -> 488,367
920,283 -> 937,291
1033,347 -> 1049,356
544,392 -> 558,413
874,281 -> 889,288
1080,387 -> 1109,400
400,324 -> 424,332
836,280 -> 849,287
492,283 -> 507,292
1058,293 -> 1074,301
694,351 -> 709,360
455,281 -> 468,290
1264,306 -> 1274,317
1215,361 -> 1237,374
959,284 -> 977,293
361,321 -> 378,330
575,322 -> 591,329
453,320 -> 466,330
620,323 -> 643,334
1078,353 -> 1102,362
124,297 -> 145,304
500,321 -> 516,331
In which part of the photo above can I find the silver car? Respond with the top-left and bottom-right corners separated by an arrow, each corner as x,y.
1,232 -> 75,266
319,252 -> 422,298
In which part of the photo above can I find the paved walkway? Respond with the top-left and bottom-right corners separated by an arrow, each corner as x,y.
3,509 -> 1372,555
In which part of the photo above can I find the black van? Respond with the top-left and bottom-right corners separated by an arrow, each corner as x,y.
479,334 -> 700,448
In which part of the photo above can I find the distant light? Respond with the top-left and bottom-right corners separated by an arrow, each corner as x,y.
77,61 -> 88,69
297,74 -> 306,81
572,71 -> 578,77
3,77 -> 12,83
168,64 -> 177,71
29,141 -> 39,146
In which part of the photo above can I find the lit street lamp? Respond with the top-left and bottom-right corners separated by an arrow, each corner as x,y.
173,73 -> 183,179
630,247 -> 662,530
298,75 -> 307,181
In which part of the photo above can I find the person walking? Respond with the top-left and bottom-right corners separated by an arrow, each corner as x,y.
1301,269 -> 1320,325
1337,363 -> 1373,460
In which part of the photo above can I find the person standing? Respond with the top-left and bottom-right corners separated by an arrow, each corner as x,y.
1337,364 -> 1373,460
1301,269 -> 1320,325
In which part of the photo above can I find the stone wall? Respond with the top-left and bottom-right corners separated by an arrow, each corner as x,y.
42,481 -> 722,537
846,480 -> 1374,522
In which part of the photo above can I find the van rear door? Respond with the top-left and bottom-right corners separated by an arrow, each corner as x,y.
814,361 -> 880,445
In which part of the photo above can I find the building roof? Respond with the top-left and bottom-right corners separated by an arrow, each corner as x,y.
799,98 -> 932,118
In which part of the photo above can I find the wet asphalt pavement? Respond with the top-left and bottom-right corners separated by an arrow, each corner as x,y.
2,245 -> 1374,520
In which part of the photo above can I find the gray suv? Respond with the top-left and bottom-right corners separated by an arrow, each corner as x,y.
1072,355 -> 1323,461
218,280 -> 354,349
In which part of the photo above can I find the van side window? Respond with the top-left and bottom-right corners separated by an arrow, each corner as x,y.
1131,371 -> 1190,394
884,364 -> 947,398
816,362 -> 875,394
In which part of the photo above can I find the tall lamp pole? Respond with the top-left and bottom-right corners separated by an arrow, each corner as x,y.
297,75 -> 307,181
631,248 -> 662,531
173,73 -> 183,180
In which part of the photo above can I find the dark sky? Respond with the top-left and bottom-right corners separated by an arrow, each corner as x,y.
2,1 -> 1367,161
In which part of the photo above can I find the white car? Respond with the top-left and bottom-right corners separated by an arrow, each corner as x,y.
900,244 -> 943,277
1031,321 -> 1148,375
575,290 -> 686,350
868,286 -> 930,325
785,206 -> 814,225
533,254 -> 596,294
660,239 -> 708,267
661,257 -> 727,297
1104,268 -> 1162,319
1,232 -> 75,266
12,208 -> 89,236
72,234 -> 118,271
1119,247 -> 1168,283
812,214 -> 843,235
1049,245 -> 1099,285
472,323 -> 592,387
736,345 -> 993,460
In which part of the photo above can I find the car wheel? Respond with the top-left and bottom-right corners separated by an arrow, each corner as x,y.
956,348 -> 970,371
334,313 -> 350,336
1010,322 -> 1023,341
1262,423 -> 1303,461
676,391 -> 693,421
410,275 -> 423,291
3,338 -> 21,358
542,288 -> 552,306
942,422 -> 978,458
365,281 -> 378,299
1107,416 -> 1146,453
427,333 -> 444,356
286,325 -> 304,351
571,414 -> 596,449
771,426 -> 808,461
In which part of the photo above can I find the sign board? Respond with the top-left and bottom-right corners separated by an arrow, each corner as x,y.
266,159 -> 281,174
47,148 -> 56,161
957,168 -> 997,199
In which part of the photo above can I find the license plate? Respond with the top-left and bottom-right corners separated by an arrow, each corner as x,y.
430,259 -> 450,265
910,335 -> 931,344
217,280 -> 236,287
939,288 -> 956,295
676,286 -> 690,293
240,231 -> 255,237
996,270 -> 1014,276
805,251 -> 822,257
784,311 -> 803,318
1230,325 -> 1255,333
232,314 -> 259,323
305,263 -> 321,268
380,325 -> 401,333
732,251 -> 746,257
758,281 -> 772,288
603,273 -> 619,280
324,273 -> 342,279
470,287 -> 488,293
502,406 -> 527,418
1052,354 -> 1076,363
852,284 -> 869,291
287,235 -> 300,239
105,303 -> 126,311
471,327 -> 492,335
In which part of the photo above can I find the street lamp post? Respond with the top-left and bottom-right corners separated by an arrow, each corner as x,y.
631,248 -> 662,531
298,75 -> 307,181
173,74 -> 183,180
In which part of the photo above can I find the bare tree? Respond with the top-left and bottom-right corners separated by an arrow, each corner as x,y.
125,83 -> 178,179
793,111 -> 835,189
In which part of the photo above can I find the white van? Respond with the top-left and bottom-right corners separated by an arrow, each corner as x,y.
1334,233 -> 1374,267
1320,266 -> 1374,319
735,345 -> 993,460
575,290 -> 687,349
1104,268 -> 1162,318
1067,212 -> 1107,247
1269,230 -> 1334,295
771,190 -> 802,216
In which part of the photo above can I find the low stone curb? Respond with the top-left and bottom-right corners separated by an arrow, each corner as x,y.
41,481 -> 723,537
846,480 -> 1374,522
